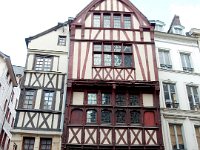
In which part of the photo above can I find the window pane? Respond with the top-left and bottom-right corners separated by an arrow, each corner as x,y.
114,15 -> 121,28
114,45 -> 122,52
94,14 -> 100,27
35,56 -> 52,71
104,54 -> 111,66
58,36 -> 66,46
102,93 -> 111,105
104,45 -> 111,52
94,54 -> 102,66
87,110 -> 96,123
124,45 -> 132,52
124,55 -> 132,67
23,90 -> 35,109
116,94 -> 125,106
23,138 -> 35,150
131,111 -> 140,123
40,138 -> 52,150
88,93 -> 97,104
124,16 -> 131,29
43,91 -> 54,110
101,110 -> 111,123
116,111 -> 125,123
114,55 -> 122,66
130,95 -> 139,106
103,15 -> 110,28
94,44 -> 102,51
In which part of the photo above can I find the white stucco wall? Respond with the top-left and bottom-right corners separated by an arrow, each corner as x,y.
155,32 -> 200,150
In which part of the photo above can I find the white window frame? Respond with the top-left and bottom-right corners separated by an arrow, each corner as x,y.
158,49 -> 172,69
180,53 -> 193,72
163,82 -> 178,108
186,85 -> 199,110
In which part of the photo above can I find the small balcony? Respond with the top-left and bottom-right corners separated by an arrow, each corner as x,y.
165,101 -> 179,108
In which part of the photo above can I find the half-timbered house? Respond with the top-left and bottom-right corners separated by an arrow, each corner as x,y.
62,0 -> 164,149
10,22 -> 70,150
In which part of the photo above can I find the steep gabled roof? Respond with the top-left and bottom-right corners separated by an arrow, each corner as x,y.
72,0 -> 150,26
25,21 -> 70,47
168,15 -> 185,33
0,51 -> 18,86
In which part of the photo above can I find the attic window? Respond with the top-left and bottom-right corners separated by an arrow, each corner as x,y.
174,27 -> 183,35
58,36 -> 66,46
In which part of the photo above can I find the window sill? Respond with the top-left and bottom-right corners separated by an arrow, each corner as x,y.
93,66 -> 135,69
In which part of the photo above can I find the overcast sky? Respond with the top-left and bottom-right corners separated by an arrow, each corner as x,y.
0,0 -> 200,67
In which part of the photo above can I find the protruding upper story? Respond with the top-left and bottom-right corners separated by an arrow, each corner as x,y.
68,0 -> 158,82
14,22 -> 70,133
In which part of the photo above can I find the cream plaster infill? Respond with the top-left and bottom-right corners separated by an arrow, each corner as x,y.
11,129 -> 62,135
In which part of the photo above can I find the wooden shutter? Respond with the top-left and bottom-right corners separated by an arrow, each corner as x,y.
71,109 -> 83,124
144,111 -> 155,126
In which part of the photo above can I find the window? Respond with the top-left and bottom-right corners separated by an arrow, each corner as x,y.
114,15 -> 121,28
23,90 -> 36,109
195,126 -> 200,150
86,110 -> 97,123
87,93 -> 97,104
131,111 -> 140,124
187,86 -> 199,110
129,95 -> 139,106
101,110 -> 111,124
163,83 -> 178,108
180,53 -> 193,72
40,138 -> 52,150
58,35 -> 66,46
124,15 -> 131,29
103,14 -> 111,28
169,124 -> 184,150
116,94 -> 126,106
174,27 -> 183,35
93,14 -> 100,27
23,137 -> 35,150
102,93 -> 111,105
93,43 -> 133,68
35,55 -> 53,71
116,110 -> 126,123
159,50 -> 172,69
10,91 -> 14,102
42,91 -> 54,110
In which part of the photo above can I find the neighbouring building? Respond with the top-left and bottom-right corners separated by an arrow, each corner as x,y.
10,22 -> 70,150
152,16 -> 200,150
0,52 -> 22,150
62,0 -> 164,149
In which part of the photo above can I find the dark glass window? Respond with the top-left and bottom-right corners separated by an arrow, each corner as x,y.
130,95 -> 139,106
116,94 -> 126,106
116,110 -> 126,123
40,138 -> 52,150
187,86 -> 199,110
131,111 -> 140,124
101,110 -> 111,124
93,43 -> 133,68
23,137 -> 35,150
102,93 -> 111,105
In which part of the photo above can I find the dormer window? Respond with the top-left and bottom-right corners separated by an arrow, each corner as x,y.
174,27 -> 183,35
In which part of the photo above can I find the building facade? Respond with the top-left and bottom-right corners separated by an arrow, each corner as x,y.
153,16 -> 200,150
0,52 -> 20,150
10,22 -> 69,150
62,0 -> 163,149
